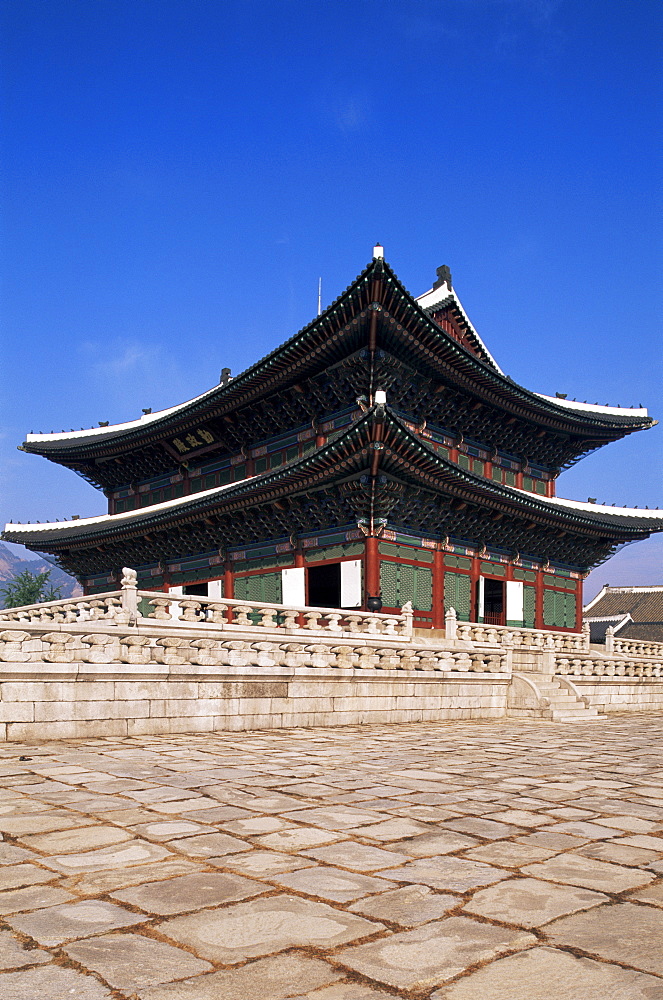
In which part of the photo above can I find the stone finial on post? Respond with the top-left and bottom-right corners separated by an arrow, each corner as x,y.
582,620 -> 591,650
401,601 -> 414,637
445,606 -> 457,641
605,625 -> 615,655
120,567 -> 138,625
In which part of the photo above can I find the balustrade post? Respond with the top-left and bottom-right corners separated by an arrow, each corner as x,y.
444,606 -> 457,641
605,625 -> 615,655
121,567 -> 138,625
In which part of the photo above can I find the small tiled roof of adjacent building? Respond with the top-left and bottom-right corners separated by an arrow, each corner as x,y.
584,586 -> 663,643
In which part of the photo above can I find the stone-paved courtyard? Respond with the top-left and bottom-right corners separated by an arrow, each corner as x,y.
0,717 -> 660,999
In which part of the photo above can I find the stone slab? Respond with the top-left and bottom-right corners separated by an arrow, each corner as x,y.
349,884 -> 458,926
522,853 -> 656,893
463,876 -> 609,927
111,871 -> 265,914
217,849 -> 317,876
463,842 -> 557,867
135,952 -> 342,1000
388,830 -> 479,857
442,817 -> 520,839
0,928 -> 50,969
380,856 -> 508,891
17,825 -> 133,854
0,863 -> 55,891
0,884 -> 75,914
547,901 -> 663,975
59,857 -> 203,895
304,842 -> 410,871
271,866 -> 396,902
336,915 -> 535,990
131,820 -> 217,841
628,883 -> 663,908
0,964 -> 112,1000
64,932 -> 212,989
167,832 -> 250,857
430,945 -> 663,1000
349,818 -> 434,841
159,893 -> 382,963
43,839 -> 173,873
303,987 -> 395,999
7,898 -> 148,945
255,828 -> 345,851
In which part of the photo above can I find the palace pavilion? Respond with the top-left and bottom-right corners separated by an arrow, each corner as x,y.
5,247 -> 663,631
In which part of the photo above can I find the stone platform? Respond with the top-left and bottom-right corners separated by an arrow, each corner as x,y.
0,715 -> 660,998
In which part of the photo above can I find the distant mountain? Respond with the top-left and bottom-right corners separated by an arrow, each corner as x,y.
0,544 -> 82,608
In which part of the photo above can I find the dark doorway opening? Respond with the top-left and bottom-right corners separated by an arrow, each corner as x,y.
483,578 -> 505,625
183,583 -> 208,597
307,563 -> 341,609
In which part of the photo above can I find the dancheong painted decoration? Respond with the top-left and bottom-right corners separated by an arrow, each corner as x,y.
5,247 -> 663,631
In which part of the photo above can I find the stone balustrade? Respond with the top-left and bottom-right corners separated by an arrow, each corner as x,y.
0,593 -> 125,625
0,572 -> 413,638
144,594 -> 411,637
555,654 -> 663,678
605,628 -> 663,659
455,615 -> 589,653
0,628 -> 507,674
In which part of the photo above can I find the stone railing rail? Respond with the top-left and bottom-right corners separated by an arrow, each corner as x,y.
0,569 -> 414,640
0,629 -> 507,674
144,595 -> 412,638
604,626 -> 663,659
555,653 -> 663,679
0,592 -> 124,625
454,614 -> 590,653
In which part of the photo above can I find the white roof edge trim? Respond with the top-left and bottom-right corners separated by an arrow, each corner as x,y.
534,394 -> 648,417
25,382 -> 224,443
3,474 -> 256,535
511,489 -> 663,520
414,283 -> 505,376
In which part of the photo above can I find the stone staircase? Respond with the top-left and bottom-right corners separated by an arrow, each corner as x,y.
508,672 -> 605,722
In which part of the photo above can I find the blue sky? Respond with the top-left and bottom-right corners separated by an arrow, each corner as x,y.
1,0 -> 661,599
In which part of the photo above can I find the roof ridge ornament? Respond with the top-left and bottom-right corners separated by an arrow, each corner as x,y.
433,265 -> 452,290
373,243 -> 384,260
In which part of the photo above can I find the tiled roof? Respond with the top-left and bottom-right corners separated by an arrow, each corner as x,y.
584,586 -> 663,622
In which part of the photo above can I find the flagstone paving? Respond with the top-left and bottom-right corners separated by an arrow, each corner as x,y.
0,716 -> 659,998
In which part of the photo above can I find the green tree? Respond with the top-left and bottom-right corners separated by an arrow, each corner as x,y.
0,569 -> 62,608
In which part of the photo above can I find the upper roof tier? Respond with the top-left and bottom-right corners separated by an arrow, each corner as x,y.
20,254 -> 655,489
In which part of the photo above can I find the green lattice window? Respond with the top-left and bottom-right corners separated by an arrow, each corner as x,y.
234,572 -> 282,604
543,588 -> 575,628
444,572 -> 471,621
523,585 -> 536,628
458,454 -> 471,471
380,561 -> 432,612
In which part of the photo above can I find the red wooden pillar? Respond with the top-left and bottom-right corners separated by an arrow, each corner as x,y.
470,553 -> 480,622
315,432 -> 326,448
535,567 -> 545,629
432,547 -> 444,628
515,471 -> 524,489
223,559 -> 234,599
365,536 -> 380,608
483,458 -> 493,481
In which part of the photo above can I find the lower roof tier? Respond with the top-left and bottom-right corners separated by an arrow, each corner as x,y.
5,405 -> 663,580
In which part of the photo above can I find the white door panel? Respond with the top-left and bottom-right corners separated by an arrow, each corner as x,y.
282,566 -> 306,606
340,559 -> 362,608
